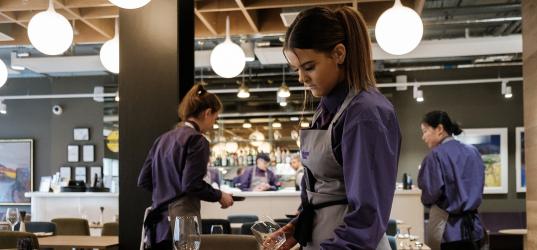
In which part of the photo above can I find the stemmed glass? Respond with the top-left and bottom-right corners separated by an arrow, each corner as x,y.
210,225 -> 224,234
251,216 -> 286,250
5,208 -> 20,231
172,215 -> 201,250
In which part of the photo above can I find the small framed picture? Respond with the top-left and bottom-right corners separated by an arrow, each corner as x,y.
90,166 -> 102,186
74,128 -> 90,141
75,167 -> 87,182
39,176 -> 52,192
60,166 -> 71,181
67,145 -> 79,162
83,145 -> 95,162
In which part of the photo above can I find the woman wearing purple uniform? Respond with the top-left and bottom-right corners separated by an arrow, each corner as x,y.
418,111 -> 486,250
138,84 -> 234,249
269,6 -> 402,250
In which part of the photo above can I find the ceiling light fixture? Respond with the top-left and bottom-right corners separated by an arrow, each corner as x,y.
237,74 -> 250,98
272,122 -> 282,128
243,122 -> 252,129
300,122 -> 310,128
501,80 -> 513,99
277,66 -> 291,98
100,19 -> 120,74
375,0 -> 423,55
210,16 -> 246,78
108,0 -> 151,9
28,0 -> 73,56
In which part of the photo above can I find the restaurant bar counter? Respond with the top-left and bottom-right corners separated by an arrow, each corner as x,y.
26,189 -> 423,239
202,189 -> 424,240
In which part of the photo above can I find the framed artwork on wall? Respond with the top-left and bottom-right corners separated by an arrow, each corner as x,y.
90,166 -> 102,186
456,128 -> 508,194
67,145 -> 79,162
83,145 -> 95,162
59,166 -> 71,182
74,128 -> 90,141
0,139 -> 33,205
516,127 -> 526,193
75,167 -> 87,182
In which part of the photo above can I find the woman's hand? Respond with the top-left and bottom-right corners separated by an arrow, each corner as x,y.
263,223 -> 298,250
218,192 -> 234,208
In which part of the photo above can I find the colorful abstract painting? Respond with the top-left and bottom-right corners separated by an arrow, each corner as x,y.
456,128 -> 508,194
0,139 -> 33,205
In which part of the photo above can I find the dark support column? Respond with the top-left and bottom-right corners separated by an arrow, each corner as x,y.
118,0 -> 194,248
179,0 -> 195,100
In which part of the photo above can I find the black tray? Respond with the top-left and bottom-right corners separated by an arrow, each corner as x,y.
232,196 -> 246,201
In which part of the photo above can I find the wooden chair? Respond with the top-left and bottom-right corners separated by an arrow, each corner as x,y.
0,231 -> 39,249
200,234 -> 259,250
101,222 -> 119,236
51,218 -> 90,235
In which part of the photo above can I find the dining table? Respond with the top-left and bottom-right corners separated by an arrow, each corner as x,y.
38,235 -> 118,249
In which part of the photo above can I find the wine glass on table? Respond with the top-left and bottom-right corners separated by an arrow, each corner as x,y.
5,208 -> 20,231
172,215 -> 201,250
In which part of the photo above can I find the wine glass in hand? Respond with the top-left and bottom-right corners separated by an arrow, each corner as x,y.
251,216 -> 286,250
5,208 -> 20,231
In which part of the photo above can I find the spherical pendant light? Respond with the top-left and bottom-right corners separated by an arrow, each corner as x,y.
0,59 -> 8,88
108,0 -> 151,9
100,19 -> 120,74
375,0 -> 423,55
28,0 -> 73,56
210,16 -> 245,78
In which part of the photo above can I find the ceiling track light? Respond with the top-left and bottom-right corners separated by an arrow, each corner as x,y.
243,122 -> 252,129
413,84 -> 424,102
0,99 -> 7,115
501,80 -> 513,99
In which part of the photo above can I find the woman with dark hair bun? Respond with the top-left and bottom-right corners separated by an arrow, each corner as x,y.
268,5 -> 402,250
138,84 -> 234,249
418,111 -> 486,250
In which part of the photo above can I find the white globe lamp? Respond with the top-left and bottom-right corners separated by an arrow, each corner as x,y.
109,0 -> 151,9
0,59 -> 8,88
375,0 -> 423,55
28,0 -> 73,56
210,16 -> 245,78
100,20 -> 120,74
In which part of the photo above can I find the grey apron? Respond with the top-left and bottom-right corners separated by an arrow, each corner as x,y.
168,121 -> 202,228
249,166 -> 269,191
299,91 -> 390,250
427,205 -> 449,250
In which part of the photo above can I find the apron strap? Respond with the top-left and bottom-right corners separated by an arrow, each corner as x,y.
327,88 -> 357,131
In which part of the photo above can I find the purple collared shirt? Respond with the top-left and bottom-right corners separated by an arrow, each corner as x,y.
300,83 -> 402,249
418,139 -> 485,242
235,166 -> 278,191
138,125 -> 222,243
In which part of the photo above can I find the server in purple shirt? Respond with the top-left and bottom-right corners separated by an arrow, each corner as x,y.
268,6 -> 401,250
234,153 -> 278,191
138,84 -> 234,249
418,111 -> 486,250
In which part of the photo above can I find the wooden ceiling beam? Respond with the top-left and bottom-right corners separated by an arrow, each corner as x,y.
80,7 -> 119,19
0,11 -> 27,29
195,9 -> 218,36
64,0 -> 114,8
235,0 -> 259,33
196,0 -> 240,13
54,0 -> 113,39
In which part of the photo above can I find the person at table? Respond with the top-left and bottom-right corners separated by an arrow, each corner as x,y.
138,84 -> 234,249
418,111 -> 486,250
234,153 -> 278,191
204,165 -> 221,189
290,154 -> 304,191
269,6 -> 401,250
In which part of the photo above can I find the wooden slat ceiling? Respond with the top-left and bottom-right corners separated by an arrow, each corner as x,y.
0,0 -> 424,46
